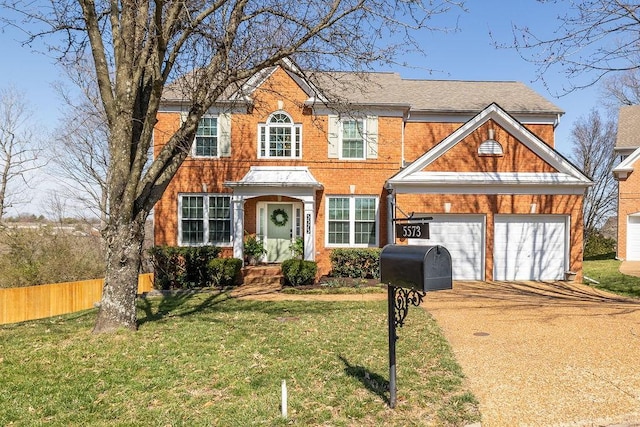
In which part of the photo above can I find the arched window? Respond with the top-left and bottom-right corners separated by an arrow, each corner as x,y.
258,112 -> 302,158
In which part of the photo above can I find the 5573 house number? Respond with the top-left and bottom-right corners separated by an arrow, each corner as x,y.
395,223 -> 429,239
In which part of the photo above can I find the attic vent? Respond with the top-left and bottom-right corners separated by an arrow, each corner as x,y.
478,129 -> 503,156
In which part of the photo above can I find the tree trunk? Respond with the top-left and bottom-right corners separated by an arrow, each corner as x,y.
92,216 -> 146,333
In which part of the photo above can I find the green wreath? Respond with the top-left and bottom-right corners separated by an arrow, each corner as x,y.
270,208 -> 289,227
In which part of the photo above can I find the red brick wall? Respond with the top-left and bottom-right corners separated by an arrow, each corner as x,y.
617,160 -> 640,259
154,67 -> 581,278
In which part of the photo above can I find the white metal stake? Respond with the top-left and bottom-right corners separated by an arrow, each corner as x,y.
281,379 -> 288,419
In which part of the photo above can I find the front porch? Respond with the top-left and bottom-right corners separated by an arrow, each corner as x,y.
225,166 -> 322,264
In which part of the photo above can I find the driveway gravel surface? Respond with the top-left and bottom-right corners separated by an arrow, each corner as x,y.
423,281 -> 640,426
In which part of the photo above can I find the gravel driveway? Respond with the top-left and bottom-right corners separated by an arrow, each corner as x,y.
422,281 -> 640,426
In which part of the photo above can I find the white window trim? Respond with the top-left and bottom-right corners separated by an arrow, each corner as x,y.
325,195 -> 379,248
338,118 -> 367,161
191,115 -> 220,158
258,111 -> 302,159
178,193 -> 233,246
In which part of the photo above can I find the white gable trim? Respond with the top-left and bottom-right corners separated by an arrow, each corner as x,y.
389,103 -> 592,187
613,146 -> 640,180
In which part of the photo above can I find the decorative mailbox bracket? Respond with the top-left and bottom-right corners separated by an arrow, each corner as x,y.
380,244 -> 452,408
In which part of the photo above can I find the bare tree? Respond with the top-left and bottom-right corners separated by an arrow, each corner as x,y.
512,1 -> 640,93
50,60 -> 110,226
2,0 -> 466,333
601,69 -> 640,108
0,86 -> 43,220
569,109 -> 618,244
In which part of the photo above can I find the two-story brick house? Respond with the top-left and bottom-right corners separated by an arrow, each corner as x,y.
153,62 -> 592,281
613,105 -> 640,261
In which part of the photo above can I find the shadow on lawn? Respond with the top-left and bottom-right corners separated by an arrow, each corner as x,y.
137,291 -> 228,326
339,355 -> 389,405
137,290 -> 354,326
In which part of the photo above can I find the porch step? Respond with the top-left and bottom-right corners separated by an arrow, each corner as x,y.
231,265 -> 283,297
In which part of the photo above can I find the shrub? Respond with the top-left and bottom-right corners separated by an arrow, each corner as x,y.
148,245 -> 221,289
281,259 -> 317,286
330,248 -> 382,279
208,257 -> 243,287
0,226 -> 106,288
584,232 -> 616,260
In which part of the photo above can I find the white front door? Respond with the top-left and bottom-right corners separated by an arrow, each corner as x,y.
265,203 -> 294,263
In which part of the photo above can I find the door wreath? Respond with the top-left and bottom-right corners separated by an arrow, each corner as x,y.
270,208 -> 288,227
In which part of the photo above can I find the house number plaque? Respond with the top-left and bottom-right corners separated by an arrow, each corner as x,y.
395,223 -> 429,239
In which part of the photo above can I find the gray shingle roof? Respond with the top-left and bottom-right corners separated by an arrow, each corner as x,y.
616,105 -> 640,149
163,67 -> 563,116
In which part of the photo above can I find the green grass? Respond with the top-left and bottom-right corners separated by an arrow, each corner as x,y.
0,292 -> 479,426
583,259 -> 640,298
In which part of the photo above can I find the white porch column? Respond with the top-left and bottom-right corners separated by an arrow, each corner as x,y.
387,191 -> 395,245
232,195 -> 245,260
303,198 -> 315,261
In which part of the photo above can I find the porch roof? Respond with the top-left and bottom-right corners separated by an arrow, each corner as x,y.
225,166 -> 323,189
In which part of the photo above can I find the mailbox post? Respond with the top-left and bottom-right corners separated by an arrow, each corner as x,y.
380,244 -> 452,408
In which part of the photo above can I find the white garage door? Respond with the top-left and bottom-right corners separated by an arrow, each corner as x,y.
409,215 -> 484,280
494,215 -> 567,281
627,215 -> 640,261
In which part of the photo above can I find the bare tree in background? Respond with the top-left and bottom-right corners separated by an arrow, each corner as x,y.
0,86 -> 43,220
512,1 -> 640,93
51,60 -> 110,226
2,0 -> 466,333
569,109 -> 618,244
601,69 -> 640,108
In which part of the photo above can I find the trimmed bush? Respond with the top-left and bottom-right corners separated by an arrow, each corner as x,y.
208,258 -> 243,287
281,259 -> 317,286
330,248 -> 382,279
148,245 -> 221,289
584,232 -> 616,260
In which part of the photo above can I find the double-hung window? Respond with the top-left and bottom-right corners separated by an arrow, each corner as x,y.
326,196 -> 378,247
259,112 -> 302,158
179,194 -> 232,245
193,116 -> 218,157
341,119 -> 365,159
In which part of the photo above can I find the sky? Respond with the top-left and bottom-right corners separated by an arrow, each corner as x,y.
0,1 -> 608,216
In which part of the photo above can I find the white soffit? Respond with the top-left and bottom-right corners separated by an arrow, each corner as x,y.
613,146 -> 640,178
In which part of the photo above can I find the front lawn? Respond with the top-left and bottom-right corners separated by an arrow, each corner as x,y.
583,259 -> 640,298
0,292 -> 479,426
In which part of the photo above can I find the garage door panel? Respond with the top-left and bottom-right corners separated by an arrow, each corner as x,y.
628,216 -> 640,261
410,215 -> 484,280
494,215 -> 567,281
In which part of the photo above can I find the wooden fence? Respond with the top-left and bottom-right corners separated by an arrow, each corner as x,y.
0,273 -> 154,325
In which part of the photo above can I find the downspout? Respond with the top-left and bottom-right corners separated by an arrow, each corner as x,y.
387,189 -> 395,245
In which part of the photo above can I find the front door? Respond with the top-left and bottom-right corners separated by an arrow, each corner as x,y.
266,203 -> 293,263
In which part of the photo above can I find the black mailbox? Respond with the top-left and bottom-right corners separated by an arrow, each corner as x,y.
380,244 -> 452,292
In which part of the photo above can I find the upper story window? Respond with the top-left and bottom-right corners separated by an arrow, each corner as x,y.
341,119 -> 365,159
185,113 -> 232,158
328,115 -> 378,160
259,112 -> 302,159
194,116 -> 218,157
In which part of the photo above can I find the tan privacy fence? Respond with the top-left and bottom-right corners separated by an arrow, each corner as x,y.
0,274 -> 154,325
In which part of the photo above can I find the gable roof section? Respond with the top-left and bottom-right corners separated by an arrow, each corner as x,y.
387,103 -> 592,194
615,105 -> 640,150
